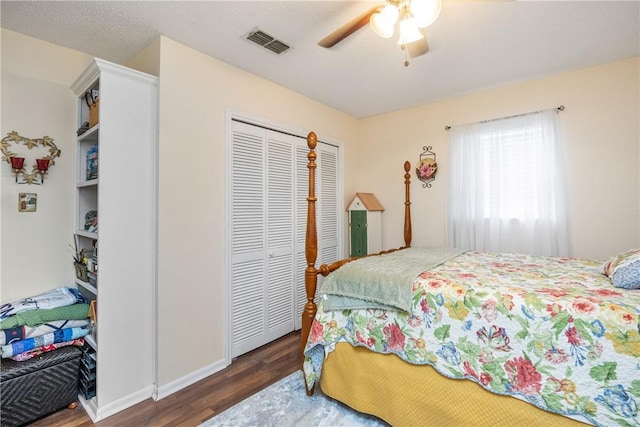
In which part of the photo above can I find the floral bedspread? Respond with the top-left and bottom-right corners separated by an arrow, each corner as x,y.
303,251 -> 640,426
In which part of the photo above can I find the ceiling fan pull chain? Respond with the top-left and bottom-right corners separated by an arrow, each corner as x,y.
402,44 -> 410,67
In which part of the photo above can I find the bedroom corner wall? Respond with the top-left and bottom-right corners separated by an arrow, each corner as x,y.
0,29 -> 92,302
0,28 -> 359,402
126,37 -> 161,78
154,36 -> 359,390
357,57 -> 640,260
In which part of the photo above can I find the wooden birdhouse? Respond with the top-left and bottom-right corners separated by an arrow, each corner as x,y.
347,193 -> 384,257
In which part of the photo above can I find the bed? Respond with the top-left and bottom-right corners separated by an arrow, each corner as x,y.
300,132 -> 640,426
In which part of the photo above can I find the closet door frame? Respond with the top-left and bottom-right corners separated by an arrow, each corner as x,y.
224,110 -> 344,366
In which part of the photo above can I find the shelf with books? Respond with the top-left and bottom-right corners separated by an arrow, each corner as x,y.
70,57 -> 156,421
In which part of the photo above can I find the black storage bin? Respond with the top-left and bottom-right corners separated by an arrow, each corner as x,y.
0,346 -> 81,426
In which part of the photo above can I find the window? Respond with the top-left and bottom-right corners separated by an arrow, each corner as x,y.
448,109 -> 571,256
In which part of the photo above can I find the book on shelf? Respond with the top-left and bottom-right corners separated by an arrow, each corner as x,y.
86,143 -> 98,180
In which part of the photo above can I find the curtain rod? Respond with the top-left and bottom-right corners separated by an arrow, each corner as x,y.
444,105 -> 565,131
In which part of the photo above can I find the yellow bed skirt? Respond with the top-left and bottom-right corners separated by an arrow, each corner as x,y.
320,343 -> 588,427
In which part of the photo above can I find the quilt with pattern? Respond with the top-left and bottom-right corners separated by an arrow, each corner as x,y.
303,250 -> 640,426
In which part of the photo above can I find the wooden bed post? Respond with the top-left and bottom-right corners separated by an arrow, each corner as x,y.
404,161 -> 412,248
301,132 -> 318,366
300,138 -> 412,394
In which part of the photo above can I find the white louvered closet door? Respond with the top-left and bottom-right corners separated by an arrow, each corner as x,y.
231,120 -> 339,357
231,122 -> 267,357
317,144 -> 339,268
264,129 -> 295,347
294,140 -> 339,330
294,140 -> 311,330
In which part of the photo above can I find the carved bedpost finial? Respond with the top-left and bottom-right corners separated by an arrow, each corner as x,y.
307,131 -> 317,150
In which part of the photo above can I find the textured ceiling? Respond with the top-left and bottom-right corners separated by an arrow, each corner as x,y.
1,1 -> 639,118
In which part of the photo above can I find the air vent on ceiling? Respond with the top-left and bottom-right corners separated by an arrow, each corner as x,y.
245,28 -> 290,55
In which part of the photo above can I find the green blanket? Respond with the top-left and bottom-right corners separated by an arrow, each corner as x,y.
0,304 -> 89,329
320,246 -> 465,312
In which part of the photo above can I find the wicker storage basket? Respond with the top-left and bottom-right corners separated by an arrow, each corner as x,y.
85,92 -> 99,127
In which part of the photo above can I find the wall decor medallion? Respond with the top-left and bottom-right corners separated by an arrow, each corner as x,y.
416,145 -> 437,188
1,131 -> 61,184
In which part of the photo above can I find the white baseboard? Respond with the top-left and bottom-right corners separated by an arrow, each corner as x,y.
79,360 -> 228,420
79,386 -> 154,422
153,358 -> 228,401
78,394 -> 98,422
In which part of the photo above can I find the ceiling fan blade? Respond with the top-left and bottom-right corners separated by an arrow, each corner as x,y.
408,36 -> 429,58
318,6 -> 382,48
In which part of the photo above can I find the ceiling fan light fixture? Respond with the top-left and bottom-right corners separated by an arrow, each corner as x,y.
370,4 -> 399,38
397,17 -> 424,46
410,0 -> 442,29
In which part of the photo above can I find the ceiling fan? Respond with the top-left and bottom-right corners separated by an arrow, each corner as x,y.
318,0 -> 441,66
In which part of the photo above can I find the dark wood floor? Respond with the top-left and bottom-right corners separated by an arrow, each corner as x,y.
31,331 -> 301,427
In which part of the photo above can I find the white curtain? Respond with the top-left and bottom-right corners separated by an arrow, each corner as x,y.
448,109 -> 571,256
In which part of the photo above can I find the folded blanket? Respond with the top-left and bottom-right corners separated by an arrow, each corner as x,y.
320,246 -> 465,312
0,319 -> 90,345
0,303 -> 89,330
0,287 -> 86,320
10,338 -> 85,362
1,327 -> 89,358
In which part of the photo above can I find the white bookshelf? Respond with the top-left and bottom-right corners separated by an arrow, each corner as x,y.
71,58 -> 157,421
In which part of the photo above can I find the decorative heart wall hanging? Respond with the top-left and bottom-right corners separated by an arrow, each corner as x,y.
1,131 -> 61,184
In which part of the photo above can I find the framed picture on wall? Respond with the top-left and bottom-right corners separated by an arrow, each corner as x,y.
18,193 -> 37,212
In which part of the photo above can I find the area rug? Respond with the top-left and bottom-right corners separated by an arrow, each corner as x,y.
200,370 -> 388,427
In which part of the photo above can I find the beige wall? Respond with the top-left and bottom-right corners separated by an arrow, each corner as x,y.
0,29 -> 358,398
154,37 -> 358,387
358,57 -> 639,260
1,29 -> 92,302
126,37 -> 161,77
